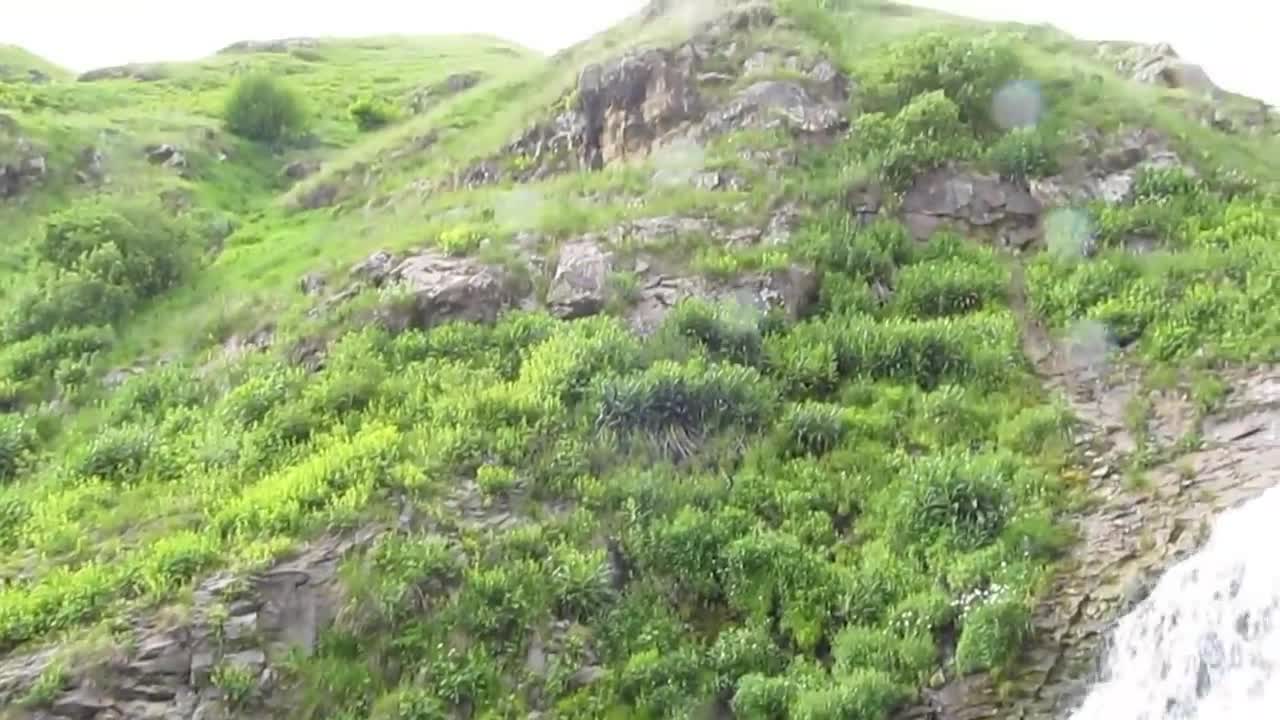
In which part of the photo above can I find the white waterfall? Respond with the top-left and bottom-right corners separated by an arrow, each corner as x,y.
1071,485 -> 1280,720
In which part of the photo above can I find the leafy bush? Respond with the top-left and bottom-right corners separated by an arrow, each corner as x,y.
733,673 -> 800,720
35,199 -> 196,298
710,627 -> 788,694
778,402 -> 847,456
224,72 -> 308,143
1,271 -> 133,342
986,126 -> 1060,181
886,452 -> 1012,552
955,597 -> 1030,673
664,299 -> 765,366
597,360 -> 775,461
854,91 -> 979,188
790,669 -> 906,720
75,424 -> 156,482
546,546 -> 613,621
801,219 -> 911,283
619,646 -> 706,717
349,95 -> 401,131
0,415 -> 36,483
832,625 -> 935,683
893,257 -> 1007,319
858,31 -> 1022,126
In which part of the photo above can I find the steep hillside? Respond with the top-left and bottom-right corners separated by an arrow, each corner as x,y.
1,1 -> 1278,719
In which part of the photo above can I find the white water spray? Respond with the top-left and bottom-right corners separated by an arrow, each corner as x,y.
1071,485 -> 1280,720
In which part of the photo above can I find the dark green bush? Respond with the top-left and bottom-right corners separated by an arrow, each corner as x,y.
886,452 -> 1012,552
986,126 -> 1060,181
619,645 -> 706,717
108,364 -> 209,424
803,219 -> 912,282
224,72 -> 308,143
0,326 -> 114,386
733,672 -> 798,720
349,95 -> 401,131
859,31 -> 1022,126
2,271 -> 133,343
597,360 -> 775,460
546,546 -> 613,621
854,91 -> 979,188
832,625 -> 935,684
35,200 -> 196,298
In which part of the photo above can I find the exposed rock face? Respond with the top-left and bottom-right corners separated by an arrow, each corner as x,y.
627,264 -> 818,334
700,80 -> 847,137
375,251 -> 524,332
901,169 -> 1042,248
407,72 -> 484,114
0,151 -> 46,199
145,144 -> 188,171
1030,128 -> 1186,208
0,531 -> 376,720
281,159 -> 321,181
547,240 -> 614,319
1099,42 -> 1220,96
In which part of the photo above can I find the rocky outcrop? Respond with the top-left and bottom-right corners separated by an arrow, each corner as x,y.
281,159 -> 320,181
547,240 -> 614,319
700,80 -> 847,137
627,264 -> 818,334
901,169 -> 1042,248
77,64 -> 167,82
145,144 -> 188,172
0,530 -> 377,720
372,251 -> 526,333
1029,127 -> 1186,208
407,72 -> 484,114
1098,42 -> 1220,96
0,150 -> 46,199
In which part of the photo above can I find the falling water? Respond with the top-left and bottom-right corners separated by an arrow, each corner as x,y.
1071,485 -> 1280,720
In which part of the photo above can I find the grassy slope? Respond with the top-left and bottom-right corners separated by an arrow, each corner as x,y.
0,1 -> 1278,718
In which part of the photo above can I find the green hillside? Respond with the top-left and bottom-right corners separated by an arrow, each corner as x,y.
0,0 -> 1278,718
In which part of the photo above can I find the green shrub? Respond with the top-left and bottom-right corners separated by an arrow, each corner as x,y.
986,126 -> 1060,181
733,673 -> 798,720
2,270 -> 133,342
349,95 -> 401,131
75,424 -> 156,482
886,452 -> 1012,552
0,415 -> 36,483
854,91 -> 979,188
893,257 -> 1007,319
801,219 -> 911,282
619,646 -> 705,717
370,687 -> 448,720
664,299 -> 765,366
777,402 -> 847,456
790,669 -> 906,720
108,364 -> 209,423
955,597 -> 1030,673
456,562 -> 541,641
597,359 -> 775,460
362,534 -> 461,623
212,662 -> 258,709
710,627 -> 788,694
546,546 -> 613,621
224,72 -> 308,143
832,625 -> 935,683
35,199 -> 196,298
859,31 -> 1022,125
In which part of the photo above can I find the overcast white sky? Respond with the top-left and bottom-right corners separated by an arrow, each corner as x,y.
4,1 -> 1277,104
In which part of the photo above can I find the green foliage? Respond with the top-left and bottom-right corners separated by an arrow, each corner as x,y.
791,669 -> 906,720
986,126 -> 1060,181
20,661 -> 67,708
664,299 -> 765,366
778,402 -> 847,456
832,625 -> 935,684
349,95 -> 402,131
858,31 -> 1023,126
0,414 -> 36,483
597,359 -> 775,461
75,424 -> 157,482
710,626 -> 788,694
212,662 -> 258,709
886,452 -> 1013,552
955,598 -> 1031,674
854,91 -> 979,188
892,255 -> 1008,319
224,72 -> 308,143
800,219 -> 911,283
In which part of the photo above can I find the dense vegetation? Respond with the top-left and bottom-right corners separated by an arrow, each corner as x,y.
1,0 -> 1279,718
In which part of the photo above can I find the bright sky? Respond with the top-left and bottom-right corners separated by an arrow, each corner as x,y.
4,1 -> 1277,104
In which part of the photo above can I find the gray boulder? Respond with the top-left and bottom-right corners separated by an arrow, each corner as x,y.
901,169 -> 1042,248
376,251 -> 523,332
547,240 -> 614,319
701,81 -> 846,136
